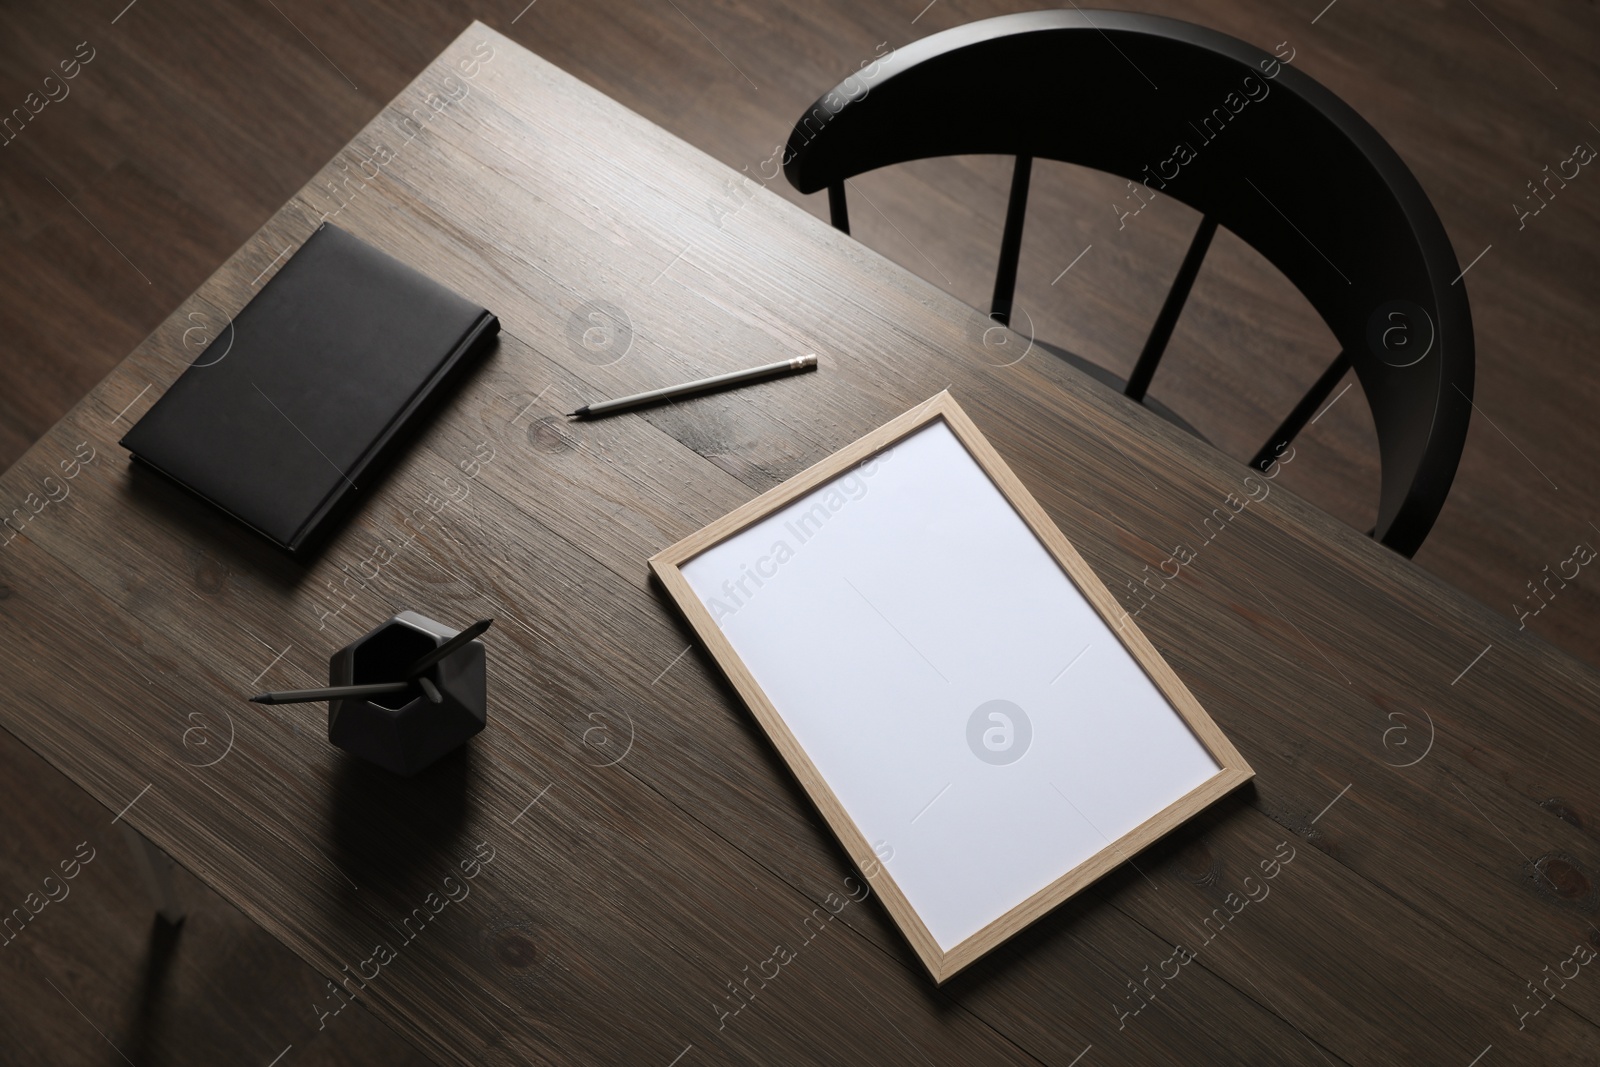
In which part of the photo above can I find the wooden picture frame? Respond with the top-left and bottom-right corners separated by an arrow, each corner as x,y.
649,392 -> 1254,982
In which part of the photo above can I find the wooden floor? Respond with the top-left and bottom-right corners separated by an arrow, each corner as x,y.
1,0 -> 1596,1061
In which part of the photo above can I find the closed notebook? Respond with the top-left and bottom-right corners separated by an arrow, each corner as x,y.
121,223 -> 499,553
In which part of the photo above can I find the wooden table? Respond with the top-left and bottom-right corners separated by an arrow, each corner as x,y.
3,22 -> 1597,1066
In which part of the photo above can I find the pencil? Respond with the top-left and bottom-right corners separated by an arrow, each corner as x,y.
404,618 -> 493,679
250,681 -> 412,705
567,354 -> 817,418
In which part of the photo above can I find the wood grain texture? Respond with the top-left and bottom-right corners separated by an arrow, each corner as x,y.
650,390 -> 1254,982
0,0 -> 1596,660
1,18 -> 1599,1067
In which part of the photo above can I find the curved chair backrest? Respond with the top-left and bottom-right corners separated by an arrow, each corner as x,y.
783,10 -> 1473,557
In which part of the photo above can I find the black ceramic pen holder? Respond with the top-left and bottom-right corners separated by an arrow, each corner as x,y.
327,611 -> 487,775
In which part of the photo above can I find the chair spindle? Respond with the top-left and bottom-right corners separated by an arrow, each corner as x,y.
828,182 -> 850,234
1125,215 -> 1219,402
989,154 -> 1034,327
1248,349 -> 1353,472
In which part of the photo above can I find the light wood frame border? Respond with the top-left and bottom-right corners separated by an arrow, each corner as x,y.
649,392 -> 1254,982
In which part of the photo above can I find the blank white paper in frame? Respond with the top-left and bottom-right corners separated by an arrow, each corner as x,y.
678,418 -> 1224,954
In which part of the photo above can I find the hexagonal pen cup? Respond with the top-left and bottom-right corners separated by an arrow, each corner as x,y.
327,611 -> 487,775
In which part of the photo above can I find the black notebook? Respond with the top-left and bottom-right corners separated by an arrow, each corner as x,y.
121,223 -> 498,554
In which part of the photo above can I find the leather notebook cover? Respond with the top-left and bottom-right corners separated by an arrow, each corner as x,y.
120,223 -> 499,553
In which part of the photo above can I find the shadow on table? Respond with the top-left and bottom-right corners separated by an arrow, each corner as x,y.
119,915 -> 184,1064
324,740 -> 481,898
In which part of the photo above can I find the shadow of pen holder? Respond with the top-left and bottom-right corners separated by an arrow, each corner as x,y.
327,611 -> 487,776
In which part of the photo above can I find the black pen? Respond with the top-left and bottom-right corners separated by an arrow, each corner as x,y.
567,354 -> 818,418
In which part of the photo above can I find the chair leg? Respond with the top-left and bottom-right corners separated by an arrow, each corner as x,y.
828,182 -> 850,234
120,822 -> 185,925
1125,215 -> 1218,402
989,155 -> 1033,327
1249,349 -> 1353,473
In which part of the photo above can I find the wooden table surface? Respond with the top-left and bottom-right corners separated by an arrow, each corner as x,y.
2,22 -> 1597,1067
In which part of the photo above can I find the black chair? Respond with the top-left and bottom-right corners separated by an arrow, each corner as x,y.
782,10 -> 1473,557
